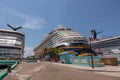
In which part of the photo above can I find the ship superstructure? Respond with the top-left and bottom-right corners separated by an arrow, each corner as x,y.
34,25 -> 89,55
0,29 -> 25,59
91,36 -> 120,54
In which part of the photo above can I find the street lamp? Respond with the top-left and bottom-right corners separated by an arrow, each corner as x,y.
89,38 -> 94,69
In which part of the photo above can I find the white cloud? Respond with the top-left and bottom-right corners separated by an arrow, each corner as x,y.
0,8 -> 47,29
24,47 -> 34,57
22,18 -> 46,29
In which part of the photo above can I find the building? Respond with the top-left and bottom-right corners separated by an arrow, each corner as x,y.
34,25 -> 91,57
0,29 -> 25,59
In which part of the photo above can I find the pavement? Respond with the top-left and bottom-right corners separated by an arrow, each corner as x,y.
45,62 -> 120,77
4,62 -> 45,80
46,62 -> 120,72
3,61 -> 120,80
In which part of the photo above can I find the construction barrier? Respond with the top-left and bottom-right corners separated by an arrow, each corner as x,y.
0,60 -> 19,65
23,60 -> 37,63
101,58 -> 118,66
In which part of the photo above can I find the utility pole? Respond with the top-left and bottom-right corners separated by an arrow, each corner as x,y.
89,38 -> 94,69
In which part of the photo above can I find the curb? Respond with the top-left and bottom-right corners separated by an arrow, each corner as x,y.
11,63 -> 18,70
0,62 -> 19,80
76,68 -> 120,72
0,71 -> 8,80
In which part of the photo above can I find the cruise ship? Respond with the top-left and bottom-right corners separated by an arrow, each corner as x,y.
89,29 -> 120,54
91,36 -> 120,54
91,36 -> 120,64
34,25 -> 93,56
0,29 -> 25,59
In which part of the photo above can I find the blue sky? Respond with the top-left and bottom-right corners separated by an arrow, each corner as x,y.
0,0 -> 120,57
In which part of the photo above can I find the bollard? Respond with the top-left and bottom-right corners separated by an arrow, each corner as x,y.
17,61 -> 19,64
7,65 -> 11,73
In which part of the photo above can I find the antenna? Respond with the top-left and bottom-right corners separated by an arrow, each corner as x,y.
7,24 -> 22,31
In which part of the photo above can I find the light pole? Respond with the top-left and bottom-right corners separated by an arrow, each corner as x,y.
89,38 -> 94,69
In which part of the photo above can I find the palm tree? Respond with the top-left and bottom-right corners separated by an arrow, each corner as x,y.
54,48 -> 64,55
47,47 -> 64,57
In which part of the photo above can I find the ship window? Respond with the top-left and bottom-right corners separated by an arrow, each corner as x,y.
7,50 -> 9,52
3,50 -> 5,52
